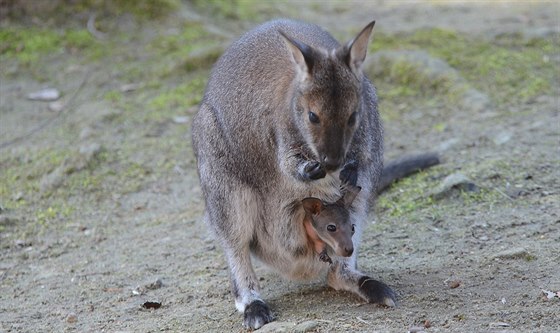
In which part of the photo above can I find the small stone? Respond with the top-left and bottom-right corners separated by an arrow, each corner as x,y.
40,164 -> 66,193
294,320 -> 319,333
490,247 -> 532,261
489,322 -> 510,328
27,88 -> 61,101
79,142 -> 102,157
48,101 -> 65,112
257,321 -> 292,333
120,83 -> 141,92
430,173 -> 479,200
449,280 -> 461,289
172,116 -> 189,124
13,192 -> 24,201
66,312 -> 78,323
461,88 -> 492,113
79,127 -> 95,140
145,278 -> 164,290
492,131 -> 512,145
437,138 -> 460,152
408,326 -> 426,333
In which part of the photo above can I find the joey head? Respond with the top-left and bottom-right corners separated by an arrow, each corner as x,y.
302,185 -> 362,264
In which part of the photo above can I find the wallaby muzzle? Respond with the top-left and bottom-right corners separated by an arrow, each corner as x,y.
322,154 -> 344,171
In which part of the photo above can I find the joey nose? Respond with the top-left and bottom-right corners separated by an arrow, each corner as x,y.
343,247 -> 354,257
322,155 -> 343,171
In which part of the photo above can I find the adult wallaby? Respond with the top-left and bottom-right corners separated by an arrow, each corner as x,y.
302,185 -> 362,265
192,19 -> 434,329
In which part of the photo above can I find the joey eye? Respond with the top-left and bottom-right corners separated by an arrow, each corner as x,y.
327,224 -> 336,232
348,112 -> 358,126
351,224 -> 356,234
308,111 -> 320,124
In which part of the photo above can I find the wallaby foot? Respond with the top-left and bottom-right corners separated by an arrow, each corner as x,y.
328,261 -> 397,307
358,276 -> 397,307
243,300 -> 274,329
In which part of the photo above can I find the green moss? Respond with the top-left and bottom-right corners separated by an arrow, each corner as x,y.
104,90 -> 124,103
190,0 -> 259,20
3,0 -> 179,23
149,21 -> 223,77
377,171 -> 437,218
103,0 -> 180,20
371,29 -> 556,104
149,75 -> 207,114
0,27 -> 103,66
0,28 -> 61,64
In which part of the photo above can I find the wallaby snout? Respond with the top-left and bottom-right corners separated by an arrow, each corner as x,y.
343,246 -> 353,257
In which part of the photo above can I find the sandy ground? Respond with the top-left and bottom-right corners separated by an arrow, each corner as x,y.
1,1 -> 559,332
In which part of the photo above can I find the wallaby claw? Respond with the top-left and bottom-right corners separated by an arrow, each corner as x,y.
303,161 -> 326,180
340,159 -> 358,186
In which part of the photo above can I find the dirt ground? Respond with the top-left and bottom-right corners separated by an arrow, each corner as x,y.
1,1 -> 559,332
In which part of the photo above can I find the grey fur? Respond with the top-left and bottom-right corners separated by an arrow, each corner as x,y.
192,19 -> 394,330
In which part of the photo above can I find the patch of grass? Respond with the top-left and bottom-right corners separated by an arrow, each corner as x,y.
190,0 -> 259,20
2,0 -> 179,23
149,75 -> 207,115
0,28 -> 60,65
377,163 -> 506,220
96,0 -> 180,20
149,21 -> 224,77
370,28 -> 556,104
0,27 -> 103,66
377,171 -> 437,218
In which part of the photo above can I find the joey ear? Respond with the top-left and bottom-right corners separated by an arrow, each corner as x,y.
342,185 -> 362,208
302,197 -> 323,215
343,20 -> 375,73
279,30 -> 315,75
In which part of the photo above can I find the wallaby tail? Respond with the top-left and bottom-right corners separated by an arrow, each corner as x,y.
378,153 -> 440,193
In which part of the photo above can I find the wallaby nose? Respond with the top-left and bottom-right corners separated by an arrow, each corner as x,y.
343,246 -> 354,257
322,155 -> 343,171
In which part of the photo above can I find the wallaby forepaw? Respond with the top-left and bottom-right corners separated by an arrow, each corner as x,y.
303,161 -> 326,180
358,276 -> 397,307
319,251 -> 333,264
243,300 -> 274,330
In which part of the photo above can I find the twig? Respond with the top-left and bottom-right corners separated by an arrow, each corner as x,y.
492,187 -> 515,202
87,13 -> 107,40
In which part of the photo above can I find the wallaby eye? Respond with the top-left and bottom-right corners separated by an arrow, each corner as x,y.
348,112 -> 357,126
308,111 -> 320,124
327,224 -> 336,232
351,224 -> 356,234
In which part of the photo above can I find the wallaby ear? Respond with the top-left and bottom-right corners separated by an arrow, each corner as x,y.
342,185 -> 362,208
343,20 -> 375,73
302,197 -> 323,215
279,30 -> 315,76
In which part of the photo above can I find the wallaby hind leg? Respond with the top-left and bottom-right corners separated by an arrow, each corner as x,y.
222,243 -> 274,329
204,187 -> 274,329
327,258 -> 397,307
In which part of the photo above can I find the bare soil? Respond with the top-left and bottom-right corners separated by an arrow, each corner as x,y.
1,1 -> 558,332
